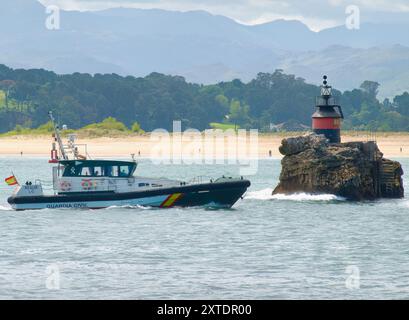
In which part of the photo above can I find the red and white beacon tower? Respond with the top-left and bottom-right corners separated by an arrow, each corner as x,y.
312,76 -> 344,143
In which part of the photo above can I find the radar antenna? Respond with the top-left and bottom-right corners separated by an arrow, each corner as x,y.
48,111 -> 68,160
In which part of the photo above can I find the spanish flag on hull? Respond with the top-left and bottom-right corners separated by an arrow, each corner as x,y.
160,193 -> 183,208
5,175 -> 18,186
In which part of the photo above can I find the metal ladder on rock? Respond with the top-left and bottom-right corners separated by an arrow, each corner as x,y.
380,162 -> 396,196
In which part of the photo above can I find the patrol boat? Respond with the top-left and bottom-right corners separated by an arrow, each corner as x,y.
7,113 -> 250,210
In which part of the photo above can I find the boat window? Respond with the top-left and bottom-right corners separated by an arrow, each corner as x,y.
62,165 -> 79,177
138,183 -> 150,187
119,165 -> 131,177
81,167 -> 92,176
94,166 -> 103,176
106,166 -> 119,177
62,162 -> 134,177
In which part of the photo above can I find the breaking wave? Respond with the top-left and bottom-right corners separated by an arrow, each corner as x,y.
272,193 -> 346,202
245,188 -> 345,202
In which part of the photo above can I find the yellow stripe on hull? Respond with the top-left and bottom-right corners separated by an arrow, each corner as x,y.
161,193 -> 182,207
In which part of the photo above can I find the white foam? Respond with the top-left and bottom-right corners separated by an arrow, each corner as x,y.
0,205 -> 12,211
245,188 -> 276,200
272,193 -> 345,201
104,205 -> 153,210
245,188 -> 345,202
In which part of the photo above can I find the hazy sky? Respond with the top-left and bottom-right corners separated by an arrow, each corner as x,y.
39,0 -> 409,31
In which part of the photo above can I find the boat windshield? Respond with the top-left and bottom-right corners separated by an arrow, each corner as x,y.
61,161 -> 136,178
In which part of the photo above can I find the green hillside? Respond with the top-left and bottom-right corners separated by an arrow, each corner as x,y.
1,64 -> 409,133
0,117 -> 145,138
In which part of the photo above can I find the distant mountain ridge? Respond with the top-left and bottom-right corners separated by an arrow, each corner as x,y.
1,0 -> 409,97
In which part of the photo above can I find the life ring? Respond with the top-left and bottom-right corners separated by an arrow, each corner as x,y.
81,179 -> 97,190
60,181 -> 72,192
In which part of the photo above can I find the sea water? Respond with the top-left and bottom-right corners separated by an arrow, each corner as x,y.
1,157 -> 409,299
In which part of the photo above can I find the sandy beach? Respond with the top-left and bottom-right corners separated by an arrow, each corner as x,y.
1,132 -> 409,159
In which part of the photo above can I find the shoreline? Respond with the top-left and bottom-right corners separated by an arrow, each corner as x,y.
1,133 -> 409,159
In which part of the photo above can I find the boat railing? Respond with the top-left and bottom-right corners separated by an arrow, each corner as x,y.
188,176 -> 213,184
0,179 -> 48,192
35,179 -> 55,192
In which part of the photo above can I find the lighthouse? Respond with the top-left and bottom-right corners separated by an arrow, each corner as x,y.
312,76 -> 344,143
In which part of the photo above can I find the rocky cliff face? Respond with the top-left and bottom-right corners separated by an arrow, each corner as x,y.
273,134 -> 404,200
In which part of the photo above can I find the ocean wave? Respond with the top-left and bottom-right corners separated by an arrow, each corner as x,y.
0,205 -> 12,211
245,188 -> 345,202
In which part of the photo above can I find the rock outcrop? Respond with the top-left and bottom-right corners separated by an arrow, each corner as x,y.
273,134 -> 404,200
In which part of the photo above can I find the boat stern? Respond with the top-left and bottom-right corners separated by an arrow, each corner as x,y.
7,183 -> 44,210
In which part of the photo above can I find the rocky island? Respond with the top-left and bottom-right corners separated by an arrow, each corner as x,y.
273,133 -> 404,200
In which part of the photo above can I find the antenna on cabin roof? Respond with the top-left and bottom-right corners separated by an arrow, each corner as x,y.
48,111 -> 68,161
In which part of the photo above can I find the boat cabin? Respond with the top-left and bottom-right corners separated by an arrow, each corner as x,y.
59,160 -> 137,178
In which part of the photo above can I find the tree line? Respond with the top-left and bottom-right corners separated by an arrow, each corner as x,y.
1,64 -> 409,133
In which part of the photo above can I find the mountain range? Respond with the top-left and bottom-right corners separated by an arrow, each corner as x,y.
1,0 -> 409,98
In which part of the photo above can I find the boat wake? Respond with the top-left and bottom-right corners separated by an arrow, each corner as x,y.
0,205 -> 12,211
103,205 -> 154,210
245,188 -> 345,202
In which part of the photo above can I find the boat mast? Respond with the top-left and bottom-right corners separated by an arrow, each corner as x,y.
48,111 -> 68,160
